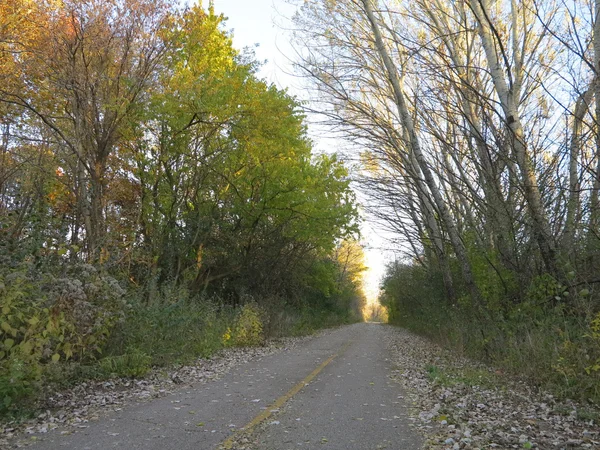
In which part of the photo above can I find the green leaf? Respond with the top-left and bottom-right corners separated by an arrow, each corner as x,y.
1,321 -> 11,333
20,340 -> 33,355
51,353 -> 60,363
4,338 -> 15,350
28,316 -> 40,326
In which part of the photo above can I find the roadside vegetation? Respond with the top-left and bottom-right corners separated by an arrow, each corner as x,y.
0,1 -> 366,419
291,0 -> 600,406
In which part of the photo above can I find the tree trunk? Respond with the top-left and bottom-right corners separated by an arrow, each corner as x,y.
564,87 -> 593,253
470,0 -> 559,278
362,0 -> 481,306
590,0 -> 600,240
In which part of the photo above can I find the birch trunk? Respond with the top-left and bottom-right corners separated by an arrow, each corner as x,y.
362,0 -> 482,305
590,0 -> 600,238
470,0 -> 559,277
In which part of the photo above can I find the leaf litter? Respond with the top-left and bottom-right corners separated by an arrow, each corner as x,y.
385,327 -> 600,449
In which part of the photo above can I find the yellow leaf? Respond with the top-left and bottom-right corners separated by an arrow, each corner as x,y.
51,353 -> 60,362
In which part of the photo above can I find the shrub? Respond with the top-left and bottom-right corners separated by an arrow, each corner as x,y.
104,297 -> 232,364
225,302 -> 265,347
0,261 -> 126,415
381,262 -> 600,403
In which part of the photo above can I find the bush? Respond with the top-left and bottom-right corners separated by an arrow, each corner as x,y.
223,302 -> 265,347
104,296 -> 232,365
381,262 -> 600,403
0,356 -> 39,414
0,261 -> 126,415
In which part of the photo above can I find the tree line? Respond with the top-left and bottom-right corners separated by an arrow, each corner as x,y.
291,0 -> 600,401
0,0 -> 365,415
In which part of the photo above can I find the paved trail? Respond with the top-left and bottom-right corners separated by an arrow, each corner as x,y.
28,323 -> 422,450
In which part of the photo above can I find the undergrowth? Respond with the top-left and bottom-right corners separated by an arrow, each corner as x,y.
0,287 -> 356,420
381,263 -> 600,405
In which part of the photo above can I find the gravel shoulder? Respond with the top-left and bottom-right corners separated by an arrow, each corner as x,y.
385,326 -> 600,449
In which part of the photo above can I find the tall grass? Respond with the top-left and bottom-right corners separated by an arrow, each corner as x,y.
104,299 -> 234,366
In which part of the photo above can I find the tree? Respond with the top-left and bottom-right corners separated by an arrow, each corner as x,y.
289,0 -> 600,312
0,0 -> 171,260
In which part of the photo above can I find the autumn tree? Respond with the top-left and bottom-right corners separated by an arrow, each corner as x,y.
0,0 -> 172,260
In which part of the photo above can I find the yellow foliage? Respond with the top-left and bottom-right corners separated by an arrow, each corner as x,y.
584,313 -> 600,375
221,327 -> 232,345
223,303 -> 265,347
336,239 -> 367,284
363,302 -> 388,323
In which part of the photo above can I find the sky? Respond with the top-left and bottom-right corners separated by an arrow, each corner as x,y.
211,0 -> 392,303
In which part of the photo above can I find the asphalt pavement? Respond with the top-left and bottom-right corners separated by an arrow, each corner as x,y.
26,323 -> 422,450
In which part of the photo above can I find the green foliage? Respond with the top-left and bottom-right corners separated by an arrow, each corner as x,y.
586,313 -> 600,375
0,261 -> 125,415
0,356 -> 38,415
381,261 -> 600,403
426,364 -> 499,389
526,274 -> 568,306
0,3 -> 363,420
105,296 -> 231,365
98,349 -> 152,379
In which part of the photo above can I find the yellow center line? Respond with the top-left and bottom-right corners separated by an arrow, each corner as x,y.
219,341 -> 353,449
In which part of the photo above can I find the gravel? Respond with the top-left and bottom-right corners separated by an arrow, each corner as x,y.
1,335 -> 313,449
385,327 -> 600,449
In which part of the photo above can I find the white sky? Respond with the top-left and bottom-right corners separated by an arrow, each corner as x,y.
211,0 -> 392,303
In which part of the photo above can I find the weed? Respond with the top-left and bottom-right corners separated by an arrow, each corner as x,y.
576,408 -> 599,422
98,349 -> 152,378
